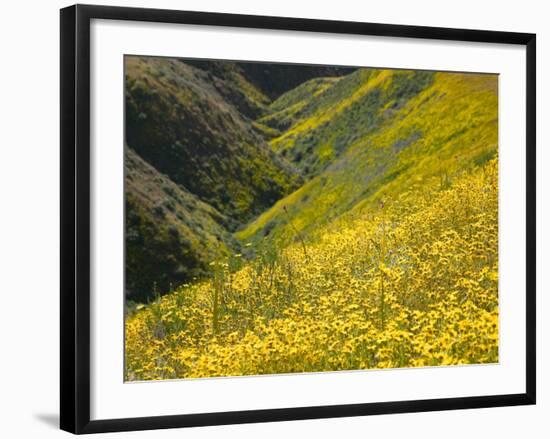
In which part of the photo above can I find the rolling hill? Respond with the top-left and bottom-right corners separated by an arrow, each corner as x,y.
237,70 -> 497,246
125,56 -> 302,225
125,56 -> 354,300
124,60 -> 499,380
125,148 -> 238,302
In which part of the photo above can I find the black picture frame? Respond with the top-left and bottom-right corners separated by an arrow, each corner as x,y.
60,4 -> 536,434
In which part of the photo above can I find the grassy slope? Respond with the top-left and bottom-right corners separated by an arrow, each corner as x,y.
125,56 -> 322,300
181,59 -> 272,119
124,58 -> 363,302
235,62 -> 355,100
266,69 -> 434,176
125,69 -> 499,380
125,148 -> 237,302
125,56 -> 302,225
257,77 -> 341,133
237,71 -> 498,246
126,158 -> 498,380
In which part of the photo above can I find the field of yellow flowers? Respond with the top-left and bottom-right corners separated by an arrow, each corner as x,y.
125,157 -> 498,380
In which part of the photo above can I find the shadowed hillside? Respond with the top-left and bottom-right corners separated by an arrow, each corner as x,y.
186,59 -> 355,101
125,148 -> 238,302
125,57 -> 302,225
125,56 -> 354,300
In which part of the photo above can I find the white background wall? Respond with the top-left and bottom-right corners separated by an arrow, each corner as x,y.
0,0 -> 546,437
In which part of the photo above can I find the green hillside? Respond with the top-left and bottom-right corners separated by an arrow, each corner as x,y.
125,56 -> 301,225
184,60 -> 354,115
257,77 -> 340,136
125,57 -> 497,307
237,70 -> 497,246
125,148 -> 237,302
125,56 -> 353,301
124,60 -> 499,380
266,69 -> 434,175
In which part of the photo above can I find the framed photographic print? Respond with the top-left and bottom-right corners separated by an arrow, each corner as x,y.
60,4 -> 536,434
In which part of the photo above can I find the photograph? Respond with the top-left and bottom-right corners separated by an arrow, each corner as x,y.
123,56 -> 499,381
0,0 -> 542,436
